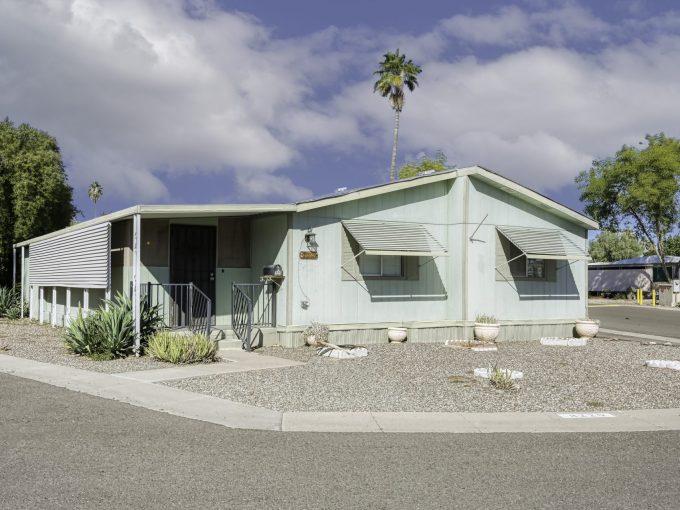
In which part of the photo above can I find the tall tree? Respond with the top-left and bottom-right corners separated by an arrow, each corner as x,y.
0,119 -> 76,286
588,230 -> 646,262
576,133 -> 680,281
373,49 -> 422,182
88,181 -> 103,217
398,150 -> 452,179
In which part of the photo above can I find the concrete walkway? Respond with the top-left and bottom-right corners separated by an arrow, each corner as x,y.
1,353 -> 679,434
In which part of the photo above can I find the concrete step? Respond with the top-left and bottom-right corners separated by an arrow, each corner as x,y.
217,339 -> 243,350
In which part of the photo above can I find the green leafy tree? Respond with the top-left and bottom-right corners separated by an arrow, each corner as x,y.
663,234 -> 680,256
0,119 -> 76,286
398,151 -> 452,179
576,133 -> 680,281
373,49 -> 422,182
588,230 -> 646,262
88,181 -> 103,217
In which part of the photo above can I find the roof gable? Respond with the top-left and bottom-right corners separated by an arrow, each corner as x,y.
296,165 -> 598,230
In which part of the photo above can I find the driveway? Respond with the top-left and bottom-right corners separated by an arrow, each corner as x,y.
2,373 -> 680,509
588,304 -> 680,339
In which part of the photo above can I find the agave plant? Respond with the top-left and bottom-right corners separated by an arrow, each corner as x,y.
98,301 -> 135,357
0,286 -> 22,319
64,309 -> 104,356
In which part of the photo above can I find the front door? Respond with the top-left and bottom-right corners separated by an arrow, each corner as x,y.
169,224 -> 216,317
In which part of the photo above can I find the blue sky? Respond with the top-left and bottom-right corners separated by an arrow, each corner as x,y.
1,0 -> 680,220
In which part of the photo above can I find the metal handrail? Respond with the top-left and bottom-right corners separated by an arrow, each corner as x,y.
231,282 -> 276,351
140,282 -> 212,338
232,284 -> 253,351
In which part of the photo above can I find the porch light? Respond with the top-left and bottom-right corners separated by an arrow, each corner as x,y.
304,229 -> 317,252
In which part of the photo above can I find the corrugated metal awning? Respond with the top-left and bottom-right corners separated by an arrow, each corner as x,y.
496,226 -> 588,260
29,222 -> 111,288
342,220 -> 447,257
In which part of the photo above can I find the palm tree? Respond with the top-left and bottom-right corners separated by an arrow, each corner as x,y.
88,181 -> 103,218
373,49 -> 422,181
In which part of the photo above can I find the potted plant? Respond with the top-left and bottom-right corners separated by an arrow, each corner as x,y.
575,318 -> 599,338
387,326 -> 407,343
303,322 -> 329,347
474,314 -> 500,342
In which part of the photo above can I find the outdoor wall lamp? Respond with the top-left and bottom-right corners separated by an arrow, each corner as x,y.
305,229 -> 317,252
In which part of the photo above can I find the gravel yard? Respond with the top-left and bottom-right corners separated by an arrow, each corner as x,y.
0,319 -> 173,373
164,340 -> 680,413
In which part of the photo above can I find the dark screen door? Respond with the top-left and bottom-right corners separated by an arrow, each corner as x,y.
169,225 -> 216,314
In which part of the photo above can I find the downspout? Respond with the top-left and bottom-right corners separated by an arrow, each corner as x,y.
132,213 -> 141,355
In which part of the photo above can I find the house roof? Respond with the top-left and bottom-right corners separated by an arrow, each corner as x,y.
589,255 -> 680,267
296,165 -> 598,229
14,165 -> 597,248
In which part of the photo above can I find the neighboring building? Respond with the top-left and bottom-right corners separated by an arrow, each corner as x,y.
13,166 -> 596,347
589,256 -> 680,293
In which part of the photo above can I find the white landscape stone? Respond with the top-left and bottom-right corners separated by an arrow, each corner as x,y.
473,367 -> 523,380
645,360 -> 680,371
540,337 -> 587,347
316,346 -> 368,359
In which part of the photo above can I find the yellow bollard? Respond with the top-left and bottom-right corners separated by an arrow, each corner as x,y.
637,288 -> 643,305
652,289 -> 656,307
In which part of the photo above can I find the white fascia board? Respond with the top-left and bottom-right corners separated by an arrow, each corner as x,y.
15,204 -> 296,247
138,204 -> 295,217
295,168 -> 474,212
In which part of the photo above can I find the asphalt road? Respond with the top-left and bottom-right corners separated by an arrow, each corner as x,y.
589,304 -> 680,339
2,373 -> 680,509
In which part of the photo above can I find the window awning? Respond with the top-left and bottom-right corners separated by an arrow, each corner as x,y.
496,226 -> 589,261
342,220 -> 447,257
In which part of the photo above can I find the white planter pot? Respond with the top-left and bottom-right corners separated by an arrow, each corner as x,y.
575,320 -> 599,338
474,323 -> 500,342
387,327 -> 407,343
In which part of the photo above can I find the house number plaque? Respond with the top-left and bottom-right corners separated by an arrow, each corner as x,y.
299,251 -> 318,260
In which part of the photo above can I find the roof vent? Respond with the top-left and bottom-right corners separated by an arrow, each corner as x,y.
335,187 -> 348,193
417,170 -> 435,176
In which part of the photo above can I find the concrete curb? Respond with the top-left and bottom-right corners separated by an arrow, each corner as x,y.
600,328 -> 680,344
2,354 -> 679,434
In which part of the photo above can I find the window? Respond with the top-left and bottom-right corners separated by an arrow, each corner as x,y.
526,259 -> 544,278
359,254 -> 404,278
496,232 -> 555,281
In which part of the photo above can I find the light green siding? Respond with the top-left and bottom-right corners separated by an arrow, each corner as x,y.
466,176 -> 587,321
290,181 -> 452,326
249,214 -> 289,326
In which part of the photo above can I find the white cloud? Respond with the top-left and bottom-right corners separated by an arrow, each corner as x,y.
0,0 -> 349,202
233,173 -> 312,202
441,2 -> 609,47
2,0 -> 680,206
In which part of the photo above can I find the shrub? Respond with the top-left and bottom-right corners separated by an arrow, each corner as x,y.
488,363 -> 516,391
475,314 -> 497,324
98,301 -> 135,358
63,292 -> 162,359
0,286 -> 26,319
146,331 -> 218,364
64,309 -> 105,357
303,322 -> 330,344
